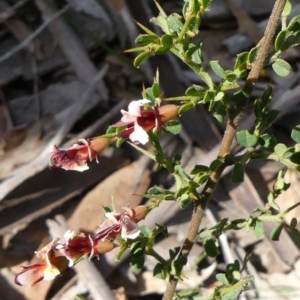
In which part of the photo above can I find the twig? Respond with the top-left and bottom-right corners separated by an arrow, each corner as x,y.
0,0 -> 30,22
163,0 -> 287,298
0,5 -> 69,64
35,0 -> 108,99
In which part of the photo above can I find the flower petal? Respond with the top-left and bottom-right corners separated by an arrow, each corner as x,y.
129,123 -> 149,144
15,264 -> 48,287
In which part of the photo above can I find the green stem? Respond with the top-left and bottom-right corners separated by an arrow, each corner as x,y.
178,14 -> 194,42
162,0 -> 287,299
146,247 -> 166,265
148,132 -> 174,172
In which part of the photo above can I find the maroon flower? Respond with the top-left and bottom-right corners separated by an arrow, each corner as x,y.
56,231 -> 114,266
94,206 -> 149,241
114,100 -> 179,144
49,137 -> 111,171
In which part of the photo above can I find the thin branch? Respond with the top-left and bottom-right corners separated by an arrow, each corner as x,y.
162,0 -> 287,299
0,0 -> 30,22
0,5 -> 69,64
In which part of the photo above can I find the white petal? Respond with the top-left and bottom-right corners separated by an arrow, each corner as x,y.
129,123 -> 149,145
123,230 -> 140,240
64,230 -> 75,241
127,99 -> 151,116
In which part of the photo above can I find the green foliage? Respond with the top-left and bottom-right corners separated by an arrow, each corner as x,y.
204,238 -> 220,257
270,223 -> 284,241
235,130 -> 258,147
68,2 -> 300,300
272,58 -> 292,77
164,120 -> 183,134
291,125 -> 300,143
231,163 -> 244,183
210,61 -> 226,79
253,219 -> 265,238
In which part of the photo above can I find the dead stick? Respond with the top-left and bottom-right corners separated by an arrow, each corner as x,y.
0,5 -> 69,63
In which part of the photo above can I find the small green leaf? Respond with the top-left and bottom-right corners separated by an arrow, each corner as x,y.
272,58 -> 291,77
185,84 -> 206,96
191,165 -> 209,174
160,34 -> 173,47
216,273 -> 230,286
231,163 -> 244,183
178,193 -> 191,209
133,51 -> 153,68
203,90 -> 215,103
270,223 -> 284,241
214,103 -> 226,123
275,30 -> 290,51
164,120 -> 182,134
153,263 -> 168,279
199,69 -> 214,89
178,102 -> 195,115
144,87 -> 156,103
152,82 -> 160,98
290,218 -> 297,229
204,238 -> 219,257
151,15 -> 170,34
187,15 -> 201,32
193,173 -> 209,185
248,46 -> 260,64
135,34 -> 159,46
283,147 -> 295,159
201,0 -> 213,10
210,159 -> 223,172
274,143 -> 287,159
235,130 -> 258,147
225,72 -> 238,82
287,15 -> 300,34
282,0 -> 292,17
210,61 -> 226,79
291,125 -> 300,143
265,110 -> 279,126
167,14 -> 183,34
259,133 -> 277,148
116,137 -> 125,148
155,45 -> 170,54
254,220 -> 265,238
234,52 -> 248,70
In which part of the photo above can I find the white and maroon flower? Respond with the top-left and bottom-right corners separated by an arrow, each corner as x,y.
49,137 -> 111,171
114,100 -> 179,145
94,206 -> 149,241
56,231 -> 114,266
15,240 -> 68,287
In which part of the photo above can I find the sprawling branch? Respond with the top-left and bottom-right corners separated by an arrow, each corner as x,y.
163,0 -> 287,299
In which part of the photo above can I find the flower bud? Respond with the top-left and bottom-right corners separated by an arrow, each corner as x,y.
158,105 -> 179,123
94,240 -> 114,254
132,205 -> 149,222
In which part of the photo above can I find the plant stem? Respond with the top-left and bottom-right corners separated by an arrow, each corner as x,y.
162,0 -> 287,299
146,247 -> 166,264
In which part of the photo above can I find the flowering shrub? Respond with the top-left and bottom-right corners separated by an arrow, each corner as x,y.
15,0 -> 300,299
